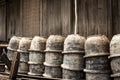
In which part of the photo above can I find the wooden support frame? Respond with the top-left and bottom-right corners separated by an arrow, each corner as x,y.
9,52 -> 20,80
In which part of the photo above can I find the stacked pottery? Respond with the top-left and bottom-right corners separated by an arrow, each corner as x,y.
17,37 -> 32,74
62,34 -> 85,80
6,36 -> 21,72
7,36 -> 21,61
28,36 -> 46,75
43,35 -> 65,78
84,35 -> 110,80
110,34 -> 120,80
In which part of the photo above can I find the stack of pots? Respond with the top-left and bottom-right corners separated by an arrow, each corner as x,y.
7,36 -> 21,61
17,37 -> 32,74
28,36 -> 46,75
84,35 -> 110,80
110,34 -> 120,80
62,34 -> 85,80
43,35 -> 65,78
6,36 -> 21,72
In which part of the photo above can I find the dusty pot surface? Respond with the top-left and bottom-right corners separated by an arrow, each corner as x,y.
43,65 -> 62,78
45,35 -> 65,51
28,64 -> 44,76
85,56 -> 110,70
7,36 -> 21,51
18,62 -> 29,74
62,53 -> 84,71
85,35 -> 109,57
111,57 -> 120,74
62,69 -> 85,80
29,52 -> 45,64
17,37 -> 32,52
63,34 -> 85,53
44,52 -> 62,66
30,36 -> 46,51
84,69 -> 110,80
110,34 -> 120,57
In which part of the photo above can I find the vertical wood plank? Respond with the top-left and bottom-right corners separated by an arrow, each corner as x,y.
22,0 -> 30,37
61,0 -> 72,36
20,0 -> 23,36
39,0 -> 43,36
87,0 -> 98,36
77,0 -> 89,37
0,1 -> 6,41
7,0 -> 20,40
77,0 -> 112,39
98,0 -> 108,35
14,0 -> 21,37
107,0 -> 112,39
29,0 -> 40,36
112,0 -> 118,35
7,0 -> 113,37
22,0 -> 40,37
42,0 -> 49,36
42,0 -> 62,37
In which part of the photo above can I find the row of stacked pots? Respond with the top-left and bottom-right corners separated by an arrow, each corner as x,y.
110,34 -> 120,80
6,34 -> 120,80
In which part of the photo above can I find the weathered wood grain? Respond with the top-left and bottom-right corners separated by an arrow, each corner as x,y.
7,0 -> 20,40
112,0 -> 120,35
0,0 -> 119,41
22,0 -> 40,37
61,0 -> 72,36
0,2 -> 6,41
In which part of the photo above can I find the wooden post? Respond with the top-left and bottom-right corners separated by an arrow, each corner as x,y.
9,52 -> 20,80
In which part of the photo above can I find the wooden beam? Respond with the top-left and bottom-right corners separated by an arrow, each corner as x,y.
9,52 -> 20,80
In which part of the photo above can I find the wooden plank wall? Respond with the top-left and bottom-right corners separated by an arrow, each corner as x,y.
21,0 -> 72,37
77,0 -> 112,39
0,0 -> 6,41
0,0 -> 120,41
112,0 -> 120,35
7,0 -> 20,40
21,0 -> 40,37
20,0 -> 113,38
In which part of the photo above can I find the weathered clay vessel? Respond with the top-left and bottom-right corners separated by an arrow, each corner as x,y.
43,35 -> 65,78
85,35 -> 109,57
28,36 -> 46,75
62,34 -> 86,80
84,69 -> 111,80
17,37 -> 32,53
45,35 -> 65,51
7,36 -> 21,51
29,36 -> 46,51
84,35 -> 110,80
110,34 -> 120,77
17,37 -> 32,74
7,36 -> 21,61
